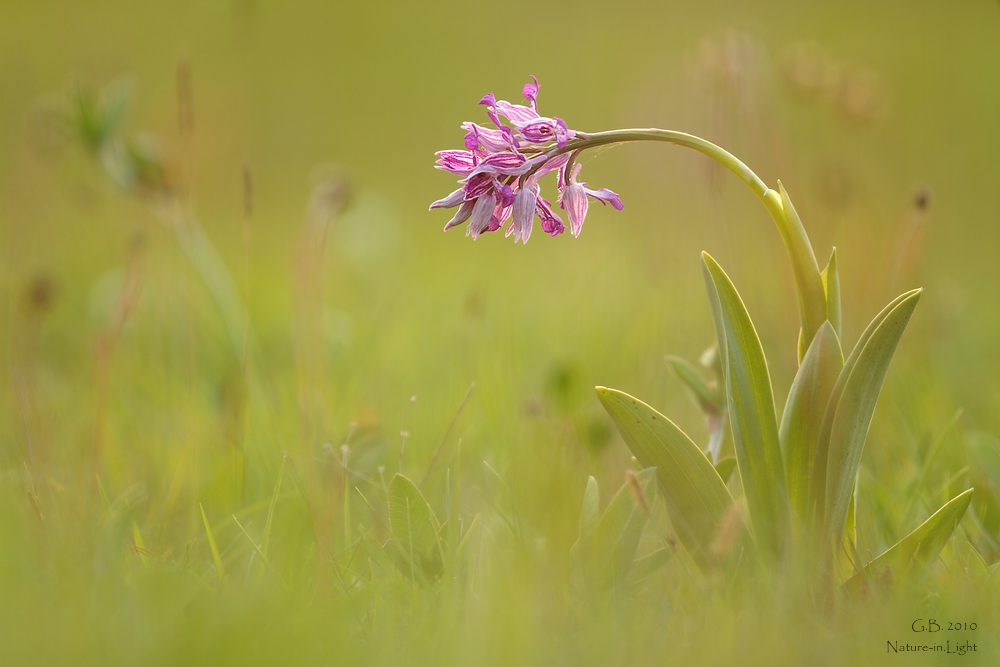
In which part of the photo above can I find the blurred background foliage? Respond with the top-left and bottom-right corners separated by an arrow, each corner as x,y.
1,0 -> 1000,664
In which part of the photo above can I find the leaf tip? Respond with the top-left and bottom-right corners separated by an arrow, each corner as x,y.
700,251 -> 721,272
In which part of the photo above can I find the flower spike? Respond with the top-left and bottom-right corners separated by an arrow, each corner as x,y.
431,77 -> 619,242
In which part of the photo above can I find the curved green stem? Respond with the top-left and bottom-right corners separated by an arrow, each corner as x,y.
530,128 -> 828,357
529,129 -> 777,211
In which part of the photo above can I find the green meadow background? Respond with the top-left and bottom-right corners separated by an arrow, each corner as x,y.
2,1 -> 999,664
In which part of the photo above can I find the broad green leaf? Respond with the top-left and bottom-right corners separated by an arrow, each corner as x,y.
822,290 -> 922,542
845,489 -> 973,592
809,289 -> 920,522
714,456 -> 738,485
779,321 -> 844,520
776,182 -> 827,361
702,253 -> 790,556
630,547 -> 671,585
821,248 -> 842,339
596,387 -> 738,567
388,474 -> 442,577
592,468 -> 657,585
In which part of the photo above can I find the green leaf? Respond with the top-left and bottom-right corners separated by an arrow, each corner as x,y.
592,468 -> 657,585
820,289 -> 922,542
714,456 -> 738,485
702,253 -> 790,556
388,474 -> 443,578
779,321 -> 844,520
596,387 -> 738,567
776,182 -> 827,361
821,248 -> 842,339
809,291 -> 918,522
666,355 -> 727,461
665,356 -> 723,413
845,489 -> 973,592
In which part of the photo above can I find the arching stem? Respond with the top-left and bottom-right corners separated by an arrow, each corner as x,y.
527,128 -> 829,357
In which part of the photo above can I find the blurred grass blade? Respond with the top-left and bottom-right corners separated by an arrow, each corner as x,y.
821,248 -> 842,339
262,458 -> 285,559
779,321 -> 843,520
73,81 -> 130,153
702,253 -> 790,556
232,515 -> 285,588
954,534 -> 991,583
455,513 -> 481,558
131,520 -> 149,568
571,476 -> 601,585
845,488 -> 973,591
776,182 -> 827,361
579,476 -> 600,545
967,432 -> 1000,497
966,432 -> 1000,535
199,503 -> 225,581
630,547 -> 671,585
388,474 -> 443,576
822,289 -> 922,542
596,388 -> 737,567
592,468 -> 657,585
714,456 -> 738,485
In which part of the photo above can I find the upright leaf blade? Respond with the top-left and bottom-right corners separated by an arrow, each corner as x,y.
776,182 -> 827,360
779,321 -> 844,520
821,248 -> 842,339
702,253 -> 790,556
666,355 -> 727,462
571,476 -> 601,582
809,289 -> 921,524
714,456 -> 738,485
845,489 -> 973,592
665,356 -> 723,413
597,387 -> 737,567
578,476 -> 600,545
823,290 -> 922,542
199,503 -> 225,581
388,474 -> 442,577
